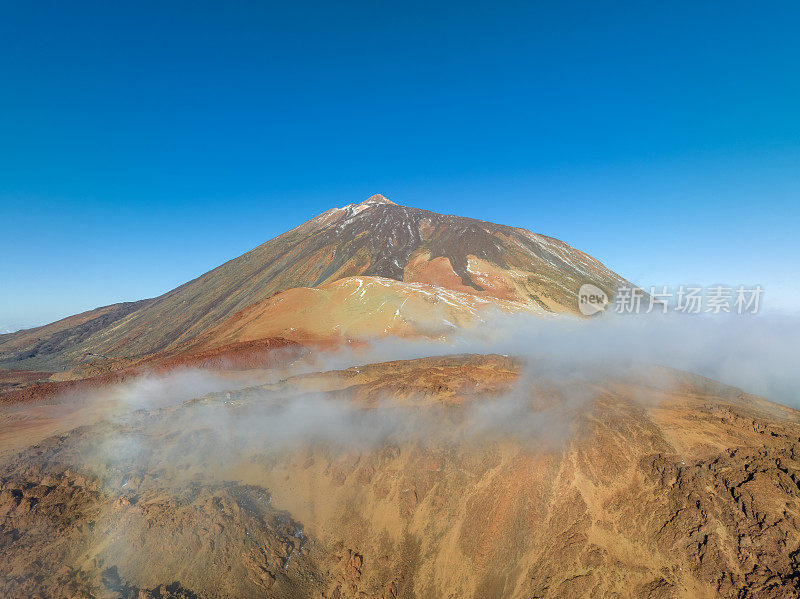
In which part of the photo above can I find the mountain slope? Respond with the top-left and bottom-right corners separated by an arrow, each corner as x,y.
194,275 -> 546,348
0,195 -> 627,371
1,354 -> 798,598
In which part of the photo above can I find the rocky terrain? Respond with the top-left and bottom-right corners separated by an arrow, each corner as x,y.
1,354 -> 798,598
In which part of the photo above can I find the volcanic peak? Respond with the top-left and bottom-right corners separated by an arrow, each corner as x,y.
359,193 -> 396,206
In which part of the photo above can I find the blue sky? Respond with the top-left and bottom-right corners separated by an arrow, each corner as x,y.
2,1 -> 799,330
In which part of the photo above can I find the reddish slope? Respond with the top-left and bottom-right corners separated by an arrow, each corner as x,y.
0,338 -> 306,405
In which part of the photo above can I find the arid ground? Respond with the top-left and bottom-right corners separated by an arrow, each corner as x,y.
1,351 -> 799,598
